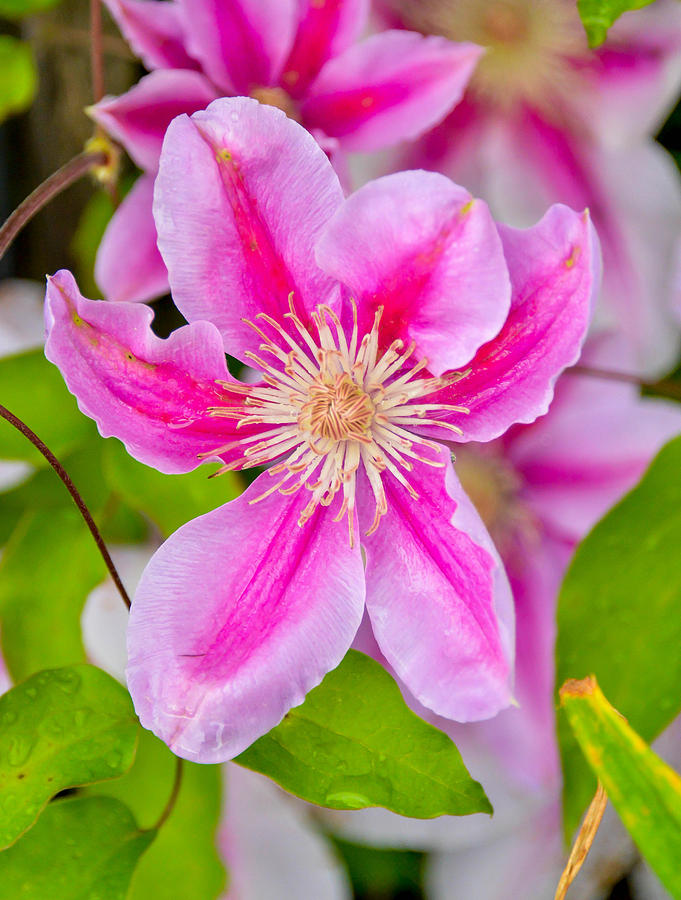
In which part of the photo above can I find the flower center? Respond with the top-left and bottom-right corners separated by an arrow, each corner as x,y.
298,372 -> 376,443
202,295 -> 469,545
393,0 -> 585,111
453,446 -> 537,555
250,86 -> 301,123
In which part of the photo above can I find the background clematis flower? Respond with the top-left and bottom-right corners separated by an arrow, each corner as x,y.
322,336 -> 681,897
90,0 -> 482,303
379,0 -> 681,376
45,97 -> 596,763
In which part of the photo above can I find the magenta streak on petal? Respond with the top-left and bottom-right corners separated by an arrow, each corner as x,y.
359,450 -> 512,722
388,478 -> 501,652
103,0 -> 199,71
515,110 -> 640,334
191,121 -> 312,329
281,0 -> 366,97
182,500 -> 335,681
127,478 -> 365,762
302,80 -> 409,140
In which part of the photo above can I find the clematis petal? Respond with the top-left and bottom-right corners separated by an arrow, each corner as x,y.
44,270 -> 256,474
301,31 -> 481,152
425,204 -> 597,443
509,336 -> 681,543
90,69 -> 218,172
315,170 -> 510,375
154,97 -> 344,359
359,445 -> 514,723
408,106 -> 681,377
426,802 -> 564,900
176,0 -> 298,94
127,478 -> 366,763
280,0 -> 369,97
95,175 -> 169,303
103,0 -> 199,71
571,0 -> 681,146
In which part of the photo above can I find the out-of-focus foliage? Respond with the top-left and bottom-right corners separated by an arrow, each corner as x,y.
0,36 -> 37,123
561,676 -> 681,897
0,509 -> 105,681
334,837 -> 424,899
556,434 -> 681,836
0,350 -> 95,464
238,650 -> 491,818
0,796 -> 154,899
577,0 -> 655,46
87,729 -> 227,900
103,440 -> 243,539
0,665 -> 138,849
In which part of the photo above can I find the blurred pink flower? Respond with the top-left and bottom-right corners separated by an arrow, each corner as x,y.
382,0 -> 681,376
91,0 -> 482,303
45,97 -> 596,762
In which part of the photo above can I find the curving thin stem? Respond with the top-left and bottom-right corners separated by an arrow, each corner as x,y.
90,0 -> 105,104
0,150 -> 107,264
0,404 -> 131,610
569,364 -> 681,402
153,757 -> 184,831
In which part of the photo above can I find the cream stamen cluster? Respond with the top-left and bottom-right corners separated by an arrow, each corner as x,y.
204,296 -> 468,545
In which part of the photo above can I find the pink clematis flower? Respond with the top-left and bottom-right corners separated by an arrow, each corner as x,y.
45,97 -> 596,763
380,0 -> 681,376
324,336 -> 681,897
91,0 -> 483,303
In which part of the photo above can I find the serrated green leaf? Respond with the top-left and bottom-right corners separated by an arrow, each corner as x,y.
0,508 -> 104,681
0,796 -> 154,899
577,0 -> 654,47
0,37 -> 37,122
87,729 -> 226,900
556,434 -> 681,837
561,677 -> 681,897
0,349 -> 95,465
237,650 -> 491,818
103,439 -> 243,537
0,665 -> 138,849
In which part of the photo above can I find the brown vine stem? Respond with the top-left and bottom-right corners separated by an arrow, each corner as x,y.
570,364 -> 681,402
90,0 -> 105,104
554,782 -> 608,900
0,404 -> 131,610
0,150 -> 107,264
153,757 -> 184,831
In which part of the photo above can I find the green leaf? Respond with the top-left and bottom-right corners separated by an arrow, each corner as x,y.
0,665 -> 138,849
237,650 -> 491,818
576,0 -> 654,47
0,441 -> 149,548
87,729 -> 226,900
0,796 -> 154,899
0,349 -> 95,465
556,434 -> 681,836
0,37 -> 37,123
103,439 -> 243,537
561,676 -> 681,898
0,508 -> 105,682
